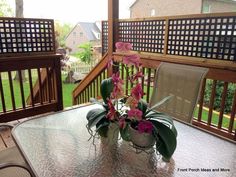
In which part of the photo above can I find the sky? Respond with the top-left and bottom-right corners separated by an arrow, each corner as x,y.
6,0 -> 136,24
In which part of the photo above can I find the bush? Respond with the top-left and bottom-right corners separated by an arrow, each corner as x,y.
204,80 -> 236,114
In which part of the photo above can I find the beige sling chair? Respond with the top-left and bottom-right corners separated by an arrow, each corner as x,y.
0,123 -> 33,177
149,62 -> 208,123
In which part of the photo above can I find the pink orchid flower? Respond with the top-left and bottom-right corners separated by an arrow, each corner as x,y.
127,109 -> 143,121
123,54 -> 140,67
112,72 -> 124,86
106,99 -> 116,120
131,83 -> 144,101
137,121 -> 153,134
112,82 -> 124,99
111,72 -> 124,99
119,118 -> 126,129
130,71 -> 144,83
106,57 -> 113,69
125,96 -> 139,109
115,42 -> 132,52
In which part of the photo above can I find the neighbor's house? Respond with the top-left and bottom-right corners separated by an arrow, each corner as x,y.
65,22 -> 101,54
130,0 -> 236,18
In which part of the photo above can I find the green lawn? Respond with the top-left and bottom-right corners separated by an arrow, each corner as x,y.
0,73 -> 76,110
0,73 -> 235,130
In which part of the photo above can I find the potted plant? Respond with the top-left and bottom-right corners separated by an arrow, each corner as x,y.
86,42 -> 177,161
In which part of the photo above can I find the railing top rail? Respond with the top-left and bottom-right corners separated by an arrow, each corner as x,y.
116,12 -> 236,22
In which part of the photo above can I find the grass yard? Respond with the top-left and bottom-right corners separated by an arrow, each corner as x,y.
0,72 -> 235,130
0,73 -> 77,110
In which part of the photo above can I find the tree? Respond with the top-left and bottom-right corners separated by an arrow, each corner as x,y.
0,0 -> 13,17
77,42 -> 93,64
54,21 -> 73,48
14,0 -> 26,81
15,0 -> 23,17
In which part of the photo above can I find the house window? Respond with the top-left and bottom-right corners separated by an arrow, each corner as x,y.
203,4 -> 211,13
73,32 -> 76,36
151,9 -> 156,17
97,33 -> 100,39
80,32 -> 83,37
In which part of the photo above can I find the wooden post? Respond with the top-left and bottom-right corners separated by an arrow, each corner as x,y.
54,57 -> 63,111
108,0 -> 119,76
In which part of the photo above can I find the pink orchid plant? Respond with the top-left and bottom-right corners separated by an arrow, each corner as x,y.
86,41 -> 177,161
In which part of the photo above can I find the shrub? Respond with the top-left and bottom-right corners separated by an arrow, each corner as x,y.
204,80 -> 236,114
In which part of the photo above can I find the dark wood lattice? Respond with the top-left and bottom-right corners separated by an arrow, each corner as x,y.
167,16 -> 236,61
0,17 -> 55,57
118,20 -> 165,53
101,21 -> 108,56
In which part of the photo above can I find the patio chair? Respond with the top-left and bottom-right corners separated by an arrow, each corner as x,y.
149,62 -> 208,123
0,124 -> 34,177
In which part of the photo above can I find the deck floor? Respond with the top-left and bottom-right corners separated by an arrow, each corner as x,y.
0,119 -> 28,151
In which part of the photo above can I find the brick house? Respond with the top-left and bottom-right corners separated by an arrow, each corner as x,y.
130,0 -> 236,18
65,22 -> 101,54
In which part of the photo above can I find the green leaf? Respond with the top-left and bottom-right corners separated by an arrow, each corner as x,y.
146,111 -> 177,137
86,108 -> 107,128
137,99 -> 148,115
150,120 -> 177,161
96,120 -> 110,137
100,78 -> 114,104
120,123 -> 131,141
145,95 -> 173,115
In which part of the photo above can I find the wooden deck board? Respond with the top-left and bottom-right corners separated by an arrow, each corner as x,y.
0,128 -> 15,148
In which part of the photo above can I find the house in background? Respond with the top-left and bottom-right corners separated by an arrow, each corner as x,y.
65,22 -> 101,54
130,0 -> 236,18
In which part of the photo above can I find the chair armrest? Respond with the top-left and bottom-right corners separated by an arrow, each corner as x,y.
0,162 -> 34,177
0,123 -> 14,129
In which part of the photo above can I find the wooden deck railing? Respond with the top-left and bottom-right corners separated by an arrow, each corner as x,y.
0,54 -> 63,123
73,13 -> 236,141
72,53 -> 109,105
0,17 -> 63,123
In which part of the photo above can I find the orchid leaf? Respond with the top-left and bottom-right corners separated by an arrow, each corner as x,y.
145,95 -> 173,115
149,119 -> 177,161
96,120 -> 110,137
86,108 -> 107,128
146,111 -> 177,137
137,99 -> 148,115
101,77 -> 113,104
120,123 -> 131,141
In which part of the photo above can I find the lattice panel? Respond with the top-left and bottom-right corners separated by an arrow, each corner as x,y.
168,16 -> 236,61
0,17 -> 55,56
102,21 -> 108,56
118,20 -> 165,53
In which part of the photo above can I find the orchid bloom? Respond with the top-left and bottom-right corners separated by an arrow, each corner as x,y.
106,57 -> 113,69
115,42 -> 132,52
123,54 -> 140,67
119,117 -> 126,129
127,109 -> 143,121
111,83 -> 124,99
125,96 -> 139,109
111,72 -> 124,99
130,71 -> 144,83
131,83 -> 144,101
137,120 -> 153,134
106,99 -> 116,120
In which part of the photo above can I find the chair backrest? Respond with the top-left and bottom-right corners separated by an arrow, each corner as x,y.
149,62 -> 208,123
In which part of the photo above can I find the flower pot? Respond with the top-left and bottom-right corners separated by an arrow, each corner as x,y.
101,122 -> 119,146
129,126 -> 155,149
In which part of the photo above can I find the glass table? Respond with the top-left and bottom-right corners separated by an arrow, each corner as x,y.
12,104 -> 236,177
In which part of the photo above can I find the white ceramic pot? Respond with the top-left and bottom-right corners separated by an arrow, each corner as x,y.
129,125 -> 155,149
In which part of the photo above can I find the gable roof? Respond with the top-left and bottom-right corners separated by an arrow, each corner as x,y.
65,22 -> 101,41
79,22 -> 100,40
130,0 -> 139,9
